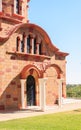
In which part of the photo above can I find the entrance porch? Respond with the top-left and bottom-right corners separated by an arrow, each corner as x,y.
20,78 -> 63,111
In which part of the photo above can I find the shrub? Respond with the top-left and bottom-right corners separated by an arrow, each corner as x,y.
66,84 -> 81,98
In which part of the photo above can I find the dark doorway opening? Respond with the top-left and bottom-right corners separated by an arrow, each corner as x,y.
26,75 -> 36,106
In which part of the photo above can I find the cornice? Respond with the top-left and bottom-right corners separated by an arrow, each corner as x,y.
55,51 -> 69,56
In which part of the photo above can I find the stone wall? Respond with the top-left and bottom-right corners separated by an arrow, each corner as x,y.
0,25 -> 67,110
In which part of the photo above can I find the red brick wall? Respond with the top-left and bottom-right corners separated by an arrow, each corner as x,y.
2,0 -> 28,23
0,24 -> 67,110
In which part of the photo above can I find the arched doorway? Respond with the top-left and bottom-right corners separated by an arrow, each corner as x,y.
26,75 -> 36,106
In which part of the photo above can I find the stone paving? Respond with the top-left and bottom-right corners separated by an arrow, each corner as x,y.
0,99 -> 81,122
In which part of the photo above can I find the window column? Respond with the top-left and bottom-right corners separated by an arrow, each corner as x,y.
0,0 -> 2,31
36,43 -> 40,55
19,1 -> 23,15
36,37 -> 42,55
30,36 -> 34,54
23,33 -> 27,53
16,37 -> 21,52
0,0 -> 2,12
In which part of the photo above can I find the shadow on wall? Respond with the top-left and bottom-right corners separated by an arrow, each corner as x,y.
0,75 -> 21,110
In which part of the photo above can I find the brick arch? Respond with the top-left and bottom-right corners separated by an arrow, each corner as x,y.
20,64 -> 43,79
45,64 -> 63,79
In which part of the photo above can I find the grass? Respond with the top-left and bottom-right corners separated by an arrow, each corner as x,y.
0,110 -> 81,130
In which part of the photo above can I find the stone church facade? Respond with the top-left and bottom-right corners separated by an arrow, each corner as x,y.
0,0 -> 68,110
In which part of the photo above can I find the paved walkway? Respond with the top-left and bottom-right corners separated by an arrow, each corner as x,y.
0,99 -> 81,122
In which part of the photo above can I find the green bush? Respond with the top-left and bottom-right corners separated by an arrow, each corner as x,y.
66,84 -> 81,98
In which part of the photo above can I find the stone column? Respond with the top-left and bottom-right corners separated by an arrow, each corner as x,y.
23,34 -> 27,53
36,43 -> 40,54
62,81 -> 66,98
58,79 -> 63,107
39,78 -> 47,111
20,79 -> 26,109
14,0 -> 16,14
17,37 -> 21,52
30,36 -> 34,54
36,37 -> 41,55
20,1 -> 23,15
0,0 -> 2,12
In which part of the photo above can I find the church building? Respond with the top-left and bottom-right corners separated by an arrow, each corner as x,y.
0,0 -> 68,110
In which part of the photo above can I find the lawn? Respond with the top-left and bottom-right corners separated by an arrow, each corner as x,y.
0,110 -> 81,130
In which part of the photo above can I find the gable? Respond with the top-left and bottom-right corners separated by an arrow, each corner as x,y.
0,23 -> 69,58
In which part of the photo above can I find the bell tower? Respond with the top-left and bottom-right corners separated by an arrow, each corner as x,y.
0,0 -> 30,25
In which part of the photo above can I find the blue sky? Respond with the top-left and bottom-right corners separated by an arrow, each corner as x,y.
28,0 -> 81,84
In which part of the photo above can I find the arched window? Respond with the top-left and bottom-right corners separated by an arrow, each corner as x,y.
27,35 -> 31,53
16,34 -> 42,54
34,38 -> 37,54
15,0 -> 19,14
21,40 -> 24,52
26,75 -> 36,106
39,43 -> 42,55
16,36 -> 20,51
21,32 -> 26,52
